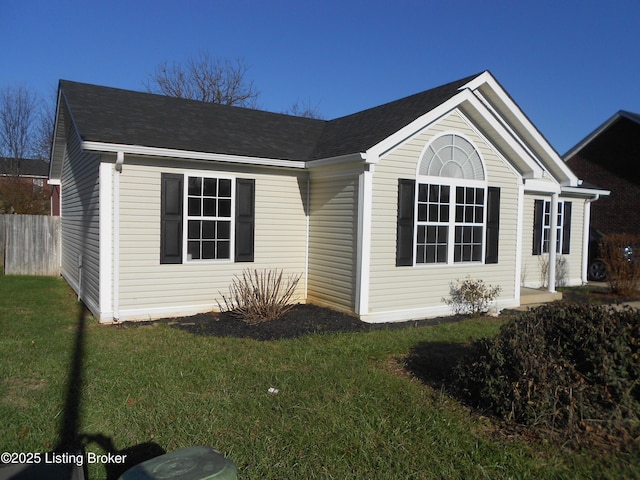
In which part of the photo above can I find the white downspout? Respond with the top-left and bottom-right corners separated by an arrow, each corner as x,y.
547,193 -> 558,293
113,152 -> 124,320
304,173 -> 310,301
582,195 -> 599,284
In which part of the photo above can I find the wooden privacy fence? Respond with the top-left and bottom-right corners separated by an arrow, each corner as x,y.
1,215 -> 60,276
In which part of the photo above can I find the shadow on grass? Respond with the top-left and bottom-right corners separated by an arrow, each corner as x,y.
404,341 -> 473,391
55,302 -> 166,479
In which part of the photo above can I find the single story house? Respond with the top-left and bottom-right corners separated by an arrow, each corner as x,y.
49,71 -> 606,323
564,110 -> 640,236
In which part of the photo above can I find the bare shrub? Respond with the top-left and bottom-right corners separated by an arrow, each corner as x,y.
443,276 -> 502,316
218,269 -> 301,324
538,254 -> 568,288
600,234 -> 640,296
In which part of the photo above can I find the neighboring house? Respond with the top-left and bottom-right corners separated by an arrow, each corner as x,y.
0,157 -> 55,215
564,111 -> 640,236
49,71 -> 606,323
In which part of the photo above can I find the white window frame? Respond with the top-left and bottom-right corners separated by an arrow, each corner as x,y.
183,173 -> 235,263
541,200 -> 563,254
414,176 -> 487,265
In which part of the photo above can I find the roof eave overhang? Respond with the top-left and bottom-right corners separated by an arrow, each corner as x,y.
81,141 -> 307,169
306,152 -> 367,169
467,72 -> 579,187
561,185 -> 610,197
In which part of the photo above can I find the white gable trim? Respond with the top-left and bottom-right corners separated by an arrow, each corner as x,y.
466,72 -> 579,186
367,89 -> 545,181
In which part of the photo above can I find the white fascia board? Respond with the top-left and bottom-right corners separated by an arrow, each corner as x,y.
469,73 -> 579,186
48,89 -> 63,180
524,178 -> 561,194
306,152 -> 367,168
368,89 -> 544,179
561,185 -> 610,197
81,141 -> 307,169
48,179 -> 61,185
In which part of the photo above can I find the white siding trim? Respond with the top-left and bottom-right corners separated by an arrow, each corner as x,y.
110,303 -> 216,323
99,163 -> 113,318
514,183 -> 524,302
360,297 -> 519,324
355,165 -> 374,315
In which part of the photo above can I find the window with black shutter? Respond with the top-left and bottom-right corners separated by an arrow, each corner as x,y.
160,173 -> 255,264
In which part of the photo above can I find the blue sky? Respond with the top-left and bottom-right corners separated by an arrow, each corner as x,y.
2,0 -> 639,154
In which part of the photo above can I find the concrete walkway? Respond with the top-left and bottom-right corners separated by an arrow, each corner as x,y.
516,283 -> 640,311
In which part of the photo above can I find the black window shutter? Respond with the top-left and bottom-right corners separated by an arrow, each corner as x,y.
485,187 -> 500,264
160,173 -> 183,264
562,201 -> 572,254
396,179 -> 415,266
532,199 -> 544,255
235,178 -> 255,262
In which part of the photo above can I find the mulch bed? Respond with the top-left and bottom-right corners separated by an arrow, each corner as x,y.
122,304 -> 463,341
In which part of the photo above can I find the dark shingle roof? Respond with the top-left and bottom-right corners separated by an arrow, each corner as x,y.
60,72 -> 481,162
0,158 -> 49,177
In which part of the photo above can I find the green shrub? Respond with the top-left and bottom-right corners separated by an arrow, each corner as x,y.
443,276 -> 502,316
218,268 -> 301,324
451,304 -> 640,446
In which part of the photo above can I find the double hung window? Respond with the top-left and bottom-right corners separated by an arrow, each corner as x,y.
186,176 -> 233,261
160,172 -> 255,265
415,183 -> 486,264
533,199 -> 571,256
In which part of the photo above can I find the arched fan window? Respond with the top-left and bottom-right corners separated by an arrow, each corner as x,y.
419,134 -> 484,180
409,134 -> 493,265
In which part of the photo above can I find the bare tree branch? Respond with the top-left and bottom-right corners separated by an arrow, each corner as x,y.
0,85 -> 40,159
282,97 -> 325,119
145,52 -> 259,108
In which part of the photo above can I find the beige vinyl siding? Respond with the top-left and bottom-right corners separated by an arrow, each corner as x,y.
116,161 -> 308,320
59,121 -> 101,314
367,110 -> 520,315
520,195 -> 586,287
306,167 -> 360,313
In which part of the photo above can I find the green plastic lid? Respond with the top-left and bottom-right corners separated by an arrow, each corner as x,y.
118,446 -> 237,480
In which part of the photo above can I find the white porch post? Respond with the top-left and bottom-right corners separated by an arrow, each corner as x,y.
547,193 -> 558,293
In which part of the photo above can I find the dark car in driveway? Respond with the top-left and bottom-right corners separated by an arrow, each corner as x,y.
588,229 -> 638,281
588,229 -> 607,281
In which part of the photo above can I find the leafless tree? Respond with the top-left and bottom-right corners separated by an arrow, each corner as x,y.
0,84 -> 54,213
0,84 -> 39,161
283,97 -> 325,119
32,91 -> 56,161
145,52 -> 260,108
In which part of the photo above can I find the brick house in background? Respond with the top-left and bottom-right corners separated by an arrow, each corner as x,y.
564,111 -> 640,235
0,157 -> 57,215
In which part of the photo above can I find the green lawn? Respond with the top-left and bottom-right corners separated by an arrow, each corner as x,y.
1,274 -> 637,479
